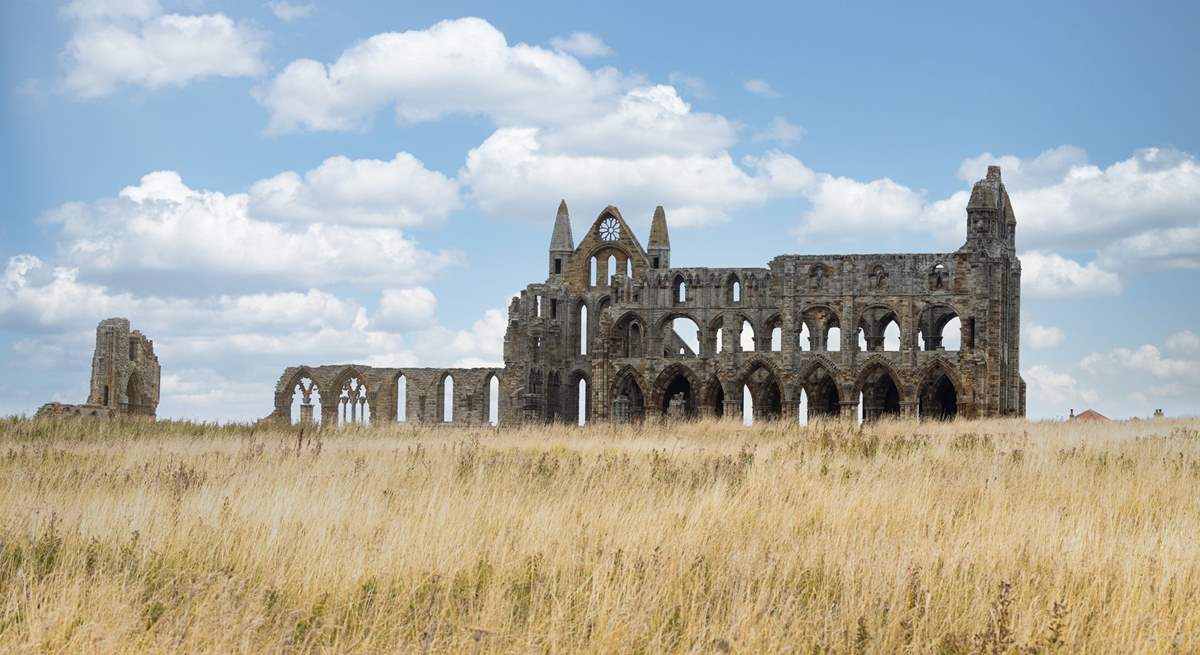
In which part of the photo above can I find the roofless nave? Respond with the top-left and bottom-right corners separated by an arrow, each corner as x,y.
269,166 -> 1024,427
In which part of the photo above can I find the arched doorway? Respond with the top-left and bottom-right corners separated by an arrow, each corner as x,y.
919,369 -> 958,420
656,366 -> 698,420
859,364 -> 901,423
741,361 -> 782,422
612,371 -> 645,423
802,363 -> 840,420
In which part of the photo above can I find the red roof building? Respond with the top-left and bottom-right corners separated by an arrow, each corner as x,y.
1070,409 -> 1110,422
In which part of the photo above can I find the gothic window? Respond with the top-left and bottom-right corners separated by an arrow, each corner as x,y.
929,263 -> 949,291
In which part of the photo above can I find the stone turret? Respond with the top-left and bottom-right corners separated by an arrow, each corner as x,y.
647,205 -> 670,269
965,166 -> 1016,255
548,199 -> 574,278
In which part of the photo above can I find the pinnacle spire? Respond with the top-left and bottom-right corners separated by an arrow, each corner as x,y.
648,205 -> 669,248
549,199 -> 574,251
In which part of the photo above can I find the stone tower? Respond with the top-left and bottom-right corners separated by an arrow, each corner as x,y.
85,318 -> 161,418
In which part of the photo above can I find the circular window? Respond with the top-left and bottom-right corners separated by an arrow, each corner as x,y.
599,216 -> 621,241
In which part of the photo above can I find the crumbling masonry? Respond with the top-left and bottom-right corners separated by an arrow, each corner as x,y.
36,317 -> 161,419
270,166 -> 1023,426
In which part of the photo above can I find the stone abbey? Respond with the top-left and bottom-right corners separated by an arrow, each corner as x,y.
269,166 -> 1023,427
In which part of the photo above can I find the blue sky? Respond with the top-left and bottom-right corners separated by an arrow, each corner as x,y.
1,0 -> 1198,420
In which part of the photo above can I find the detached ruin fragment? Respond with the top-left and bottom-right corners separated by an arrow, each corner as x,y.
35,317 -> 161,420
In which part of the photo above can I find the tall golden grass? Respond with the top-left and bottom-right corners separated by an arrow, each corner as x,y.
1,416 -> 1198,653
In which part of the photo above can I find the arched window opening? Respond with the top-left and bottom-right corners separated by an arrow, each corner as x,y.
577,378 -> 588,426
673,276 -> 687,304
579,304 -> 588,355
771,326 -> 782,351
739,320 -> 755,352
291,377 -> 321,425
535,295 -> 542,318
918,306 -> 960,351
798,323 -> 811,351
942,317 -> 962,351
487,375 -> 499,426
613,374 -> 645,423
743,385 -> 753,426
396,374 -> 407,422
715,327 -> 724,353
589,257 -> 598,287
626,258 -> 632,279
857,392 -> 864,425
797,389 -> 808,426
827,327 -> 842,352
857,328 -> 867,352
442,375 -> 454,423
607,255 -> 617,286
884,320 -> 901,351
626,321 -> 642,357
668,317 -> 700,356
709,377 -> 725,418
732,280 -> 741,304
338,377 -> 369,427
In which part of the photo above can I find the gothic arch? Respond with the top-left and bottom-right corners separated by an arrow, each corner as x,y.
650,362 -> 703,418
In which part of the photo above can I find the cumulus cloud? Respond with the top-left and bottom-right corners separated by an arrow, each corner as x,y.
372,288 -> 437,330
1022,365 -> 1099,416
461,127 -> 772,227
744,79 -> 780,98
0,253 -> 506,420
1024,320 -> 1065,350
549,32 -> 612,58
254,17 -> 628,133
248,152 -> 461,227
44,171 -> 459,293
752,117 -> 805,145
267,1 -> 314,22
61,0 -> 266,98
1019,251 -> 1122,299
1165,330 -> 1200,355
667,72 -> 709,98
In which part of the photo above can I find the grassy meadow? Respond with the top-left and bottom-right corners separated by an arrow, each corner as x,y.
1,416 -> 1198,653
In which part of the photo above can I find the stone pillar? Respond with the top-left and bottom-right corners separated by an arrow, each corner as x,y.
839,399 -> 858,420
299,403 -> 314,424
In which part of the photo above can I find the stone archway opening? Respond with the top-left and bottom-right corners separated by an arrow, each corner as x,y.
290,376 -> 321,425
742,362 -> 782,423
920,369 -> 958,420
803,365 -> 840,421
659,370 -> 697,419
612,373 -> 645,423
860,365 -> 902,423
707,377 -> 725,418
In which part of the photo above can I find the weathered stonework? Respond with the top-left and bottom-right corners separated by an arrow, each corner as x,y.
270,167 -> 1023,426
36,317 -> 161,419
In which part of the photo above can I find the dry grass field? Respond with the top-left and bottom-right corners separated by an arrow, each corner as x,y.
1,416 -> 1199,653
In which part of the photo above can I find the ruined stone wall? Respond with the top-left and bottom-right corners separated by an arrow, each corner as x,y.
269,365 -> 504,427
37,317 -> 160,420
268,167 -> 1022,428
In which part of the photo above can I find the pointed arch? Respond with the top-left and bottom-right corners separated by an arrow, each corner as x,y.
799,359 -> 841,420
650,362 -> 703,419
854,358 -> 903,422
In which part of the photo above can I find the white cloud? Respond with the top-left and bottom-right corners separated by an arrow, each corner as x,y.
61,0 -> 266,98
1082,344 -> 1196,380
549,32 -> 612,58
744,79 -> 780,98
44,171 -> 458,293
962,147 -> 1200,261
267,1 -> 314,22
752,116 -> 805,145
248,152 -> 461,227
373,288 -> 437,330
1024,320 -> 1065,350
1018,251 -> 1122,299
1022,364 -> 1099,413
461,127 -> 772,227
1165,330 -> 1200,355
254,17 -> 629,134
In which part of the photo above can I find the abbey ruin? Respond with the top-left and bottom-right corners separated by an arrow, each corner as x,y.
36,317 -> 161,419
270,166 -> 1024,427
